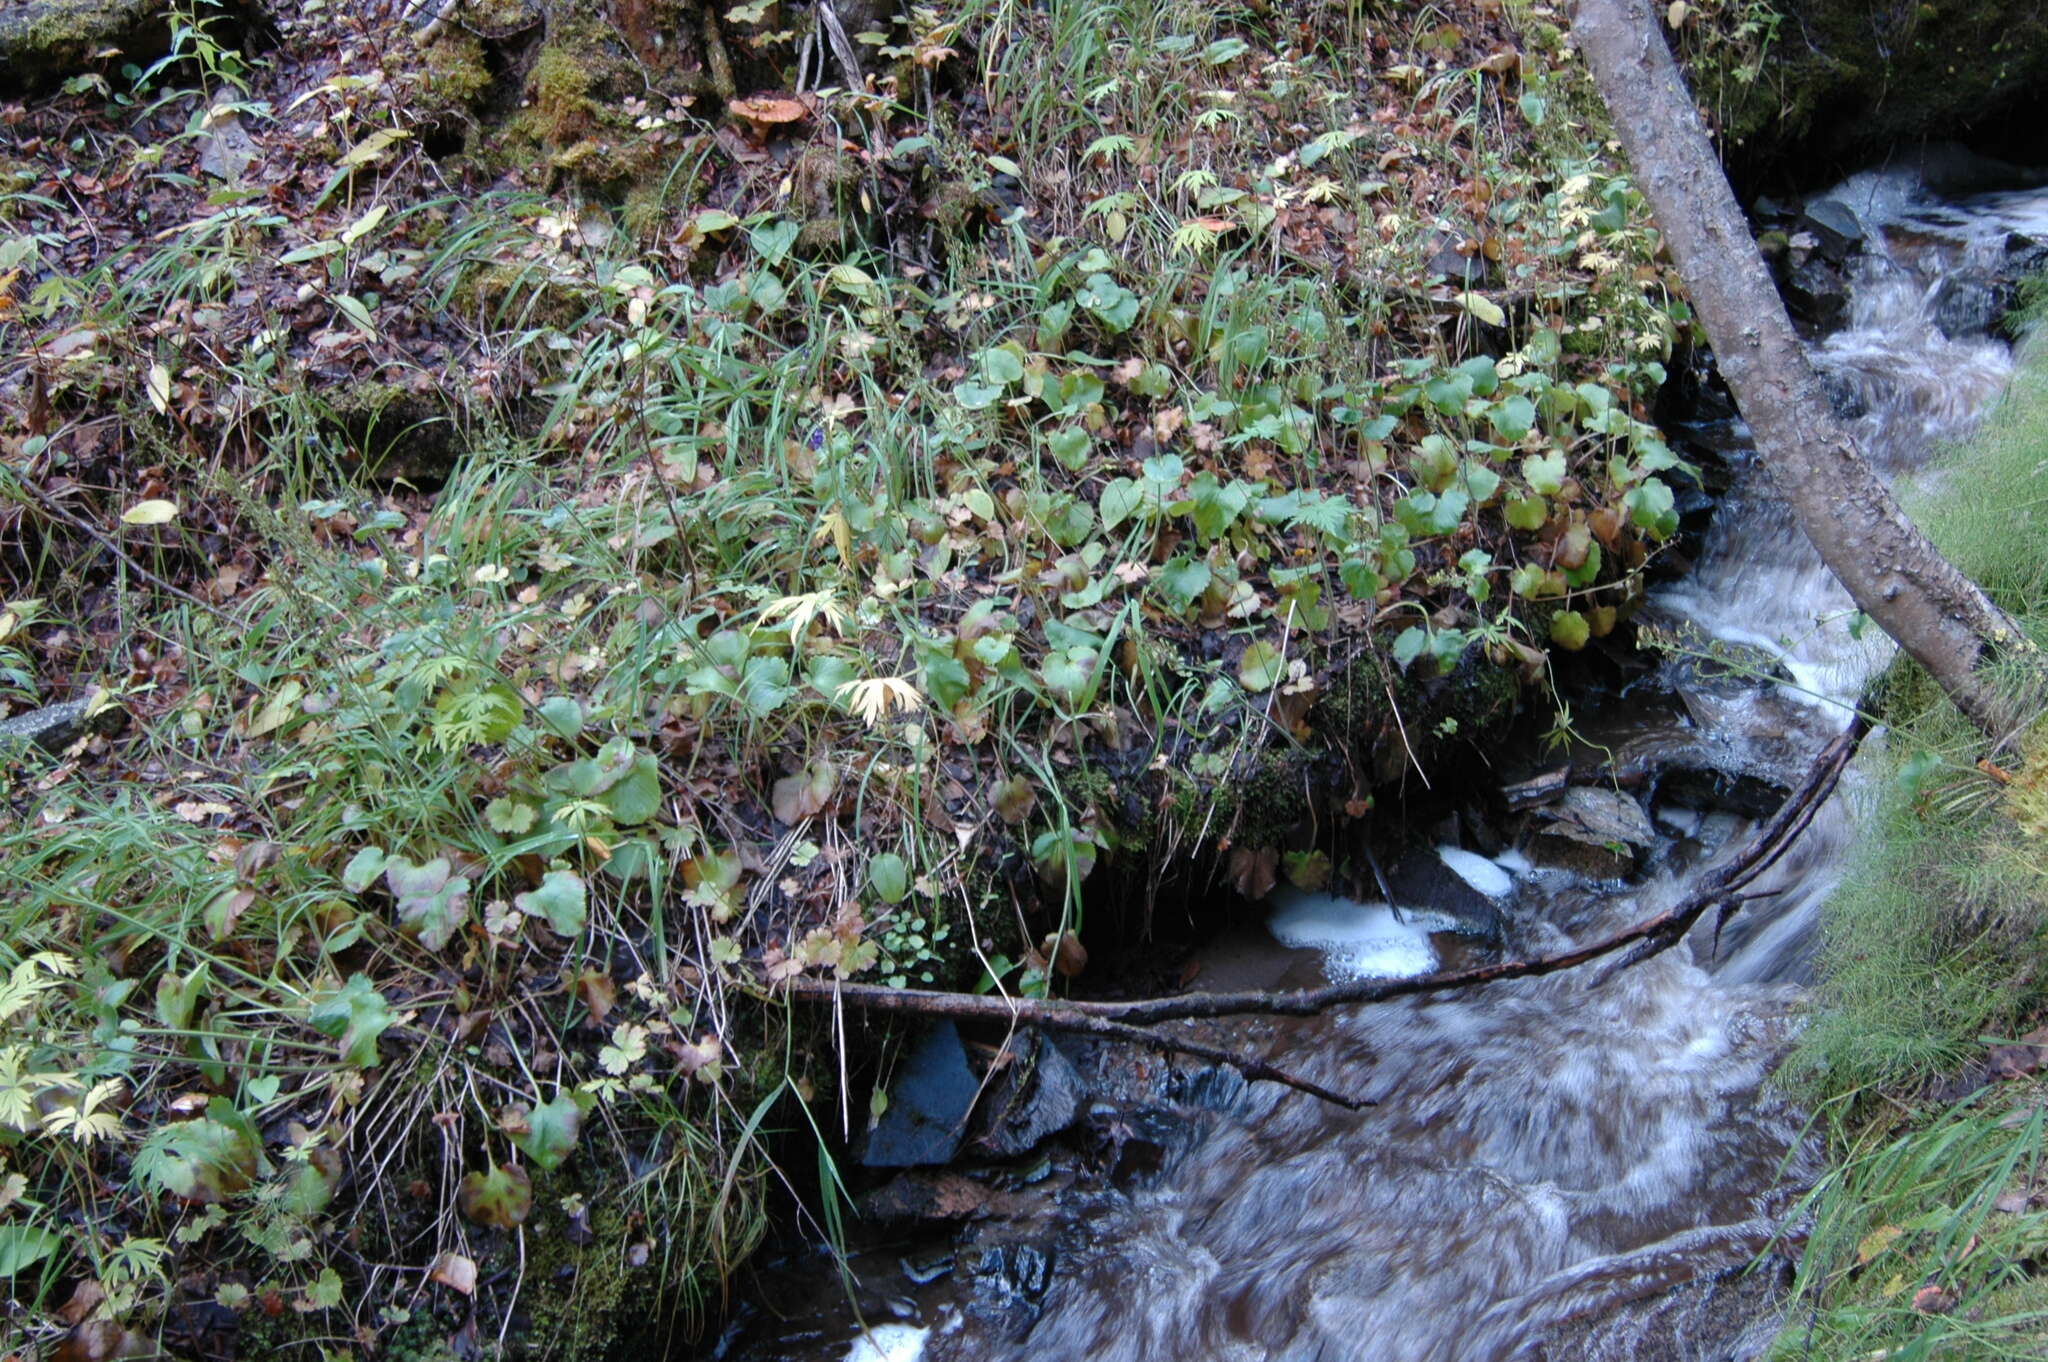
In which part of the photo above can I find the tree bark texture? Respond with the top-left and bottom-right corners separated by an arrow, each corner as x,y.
1571,0 -> 2032,736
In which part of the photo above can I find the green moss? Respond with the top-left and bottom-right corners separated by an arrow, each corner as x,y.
0,0 -> 166,95
447,259 -> 599,331
518,1203 -> 637,1359
530,39 -> 599,145
415,33 -> 494,126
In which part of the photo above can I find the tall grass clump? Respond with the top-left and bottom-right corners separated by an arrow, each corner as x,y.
1775,286 -> 2048,1356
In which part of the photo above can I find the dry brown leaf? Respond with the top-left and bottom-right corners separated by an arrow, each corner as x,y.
428,1251 -> 477,1295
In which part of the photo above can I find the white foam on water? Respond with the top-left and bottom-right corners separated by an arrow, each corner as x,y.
1492,846 -> 1535,876
844,1324 -> 928,1362
1267,890 -> 1440,980
1436,845 -> 1514,898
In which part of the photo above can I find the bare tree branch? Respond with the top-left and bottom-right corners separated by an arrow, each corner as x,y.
769,717 -> 1867,1104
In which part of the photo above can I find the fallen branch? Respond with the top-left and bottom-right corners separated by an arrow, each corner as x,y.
806,983 -> 1368,1114
775,716 -> 1866,1051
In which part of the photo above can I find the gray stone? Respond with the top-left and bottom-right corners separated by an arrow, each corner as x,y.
1525,785 -> 1656,878
197,105 -> 259,181
0,697 -> 124,754
859,1021 -> 978,1168
1537,785 -> 1656,849
1424,233 -> 1487,285
1799,198 -> 1866,261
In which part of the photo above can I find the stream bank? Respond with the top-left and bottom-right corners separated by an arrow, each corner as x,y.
4,3 -> 2048,1360
698,161 -> 2048,1362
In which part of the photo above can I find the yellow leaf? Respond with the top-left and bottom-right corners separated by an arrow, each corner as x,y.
1857,1223 -> 1903,1264
121,499 -> 179,526
1457,291 -> 1507,327
834,676 -> 923,728
1666,1 -> 1691,27
428,1251 -> 477,1295
339,127 -> 410,168
339,203 -> 388,246
145,362 -> 172,414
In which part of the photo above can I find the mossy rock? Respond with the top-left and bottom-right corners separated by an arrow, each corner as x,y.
320,380 -> 467,485
1688,0 -> 2048,187
446,258 -> 600,330
0,0 -> 171,96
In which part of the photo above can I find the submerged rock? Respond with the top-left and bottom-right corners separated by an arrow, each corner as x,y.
1929,273 -> 2007,339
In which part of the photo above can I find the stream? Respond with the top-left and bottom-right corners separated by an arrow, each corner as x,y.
705,161 -> 2048,1362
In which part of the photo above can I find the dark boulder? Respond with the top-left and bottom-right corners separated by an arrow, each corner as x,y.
1783,257 -> 1849,333
859,1021 -> 978,1168
973,1031 -> 1085,1159
1799,199 -> 1866,262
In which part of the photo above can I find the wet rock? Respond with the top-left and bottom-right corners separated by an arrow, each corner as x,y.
1525,785 -> 1654,877
973,1031 -> 1085,1159
857,1170 -> 994,1224
0,697 -> 124,754
2006,231 -> 2048,278
1929,273 -> 2006,339
969,1238 -> 1053,1303
1783,257 -> 1848,332
1383,849 -> 1505,939
1652,766 -> 1789,822
859,1021 -> 977,1168
1799,198 -> 1866,261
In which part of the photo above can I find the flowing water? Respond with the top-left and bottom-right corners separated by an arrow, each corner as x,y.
710,167 -> 2048,1362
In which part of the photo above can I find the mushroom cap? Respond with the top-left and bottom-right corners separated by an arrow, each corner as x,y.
728,93 -> 808,135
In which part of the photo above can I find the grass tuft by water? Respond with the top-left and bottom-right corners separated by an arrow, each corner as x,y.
1775,298 -> 2048,1358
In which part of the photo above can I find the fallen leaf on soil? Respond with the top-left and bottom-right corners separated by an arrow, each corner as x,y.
428,1251 -> 477,1295
56,1279 -> 106,1326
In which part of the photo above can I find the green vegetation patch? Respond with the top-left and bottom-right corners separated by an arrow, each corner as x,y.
0,0 -> 1712,1353
1776,298 -> 2048,1356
